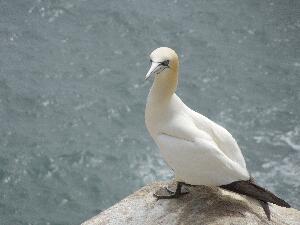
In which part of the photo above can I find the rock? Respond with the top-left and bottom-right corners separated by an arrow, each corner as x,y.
82,181 -> 300,225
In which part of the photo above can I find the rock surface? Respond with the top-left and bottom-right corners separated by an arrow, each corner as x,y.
82,181 -> 300,225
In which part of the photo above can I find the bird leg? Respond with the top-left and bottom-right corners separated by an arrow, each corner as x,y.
154,182 -> 189,199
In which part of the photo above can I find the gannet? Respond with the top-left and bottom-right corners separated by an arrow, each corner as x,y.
144,47 -> 290,220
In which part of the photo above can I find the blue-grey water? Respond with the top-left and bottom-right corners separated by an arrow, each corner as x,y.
0,0 -> 299,224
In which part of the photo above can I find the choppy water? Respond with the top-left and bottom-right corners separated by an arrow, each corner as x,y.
0,0 -> 299,224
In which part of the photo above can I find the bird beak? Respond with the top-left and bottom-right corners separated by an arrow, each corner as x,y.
145,62 -> 161,80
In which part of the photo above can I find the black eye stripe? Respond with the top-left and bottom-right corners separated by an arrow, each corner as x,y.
161,60 -> 169,66
149,59 -> 170,67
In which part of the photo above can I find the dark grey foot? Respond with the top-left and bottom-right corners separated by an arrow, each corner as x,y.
154,187 -> 177,199
166,184 -> 190,195
153,182 -> 190,199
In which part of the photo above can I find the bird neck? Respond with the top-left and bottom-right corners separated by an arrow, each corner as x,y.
149,70 -> 178,103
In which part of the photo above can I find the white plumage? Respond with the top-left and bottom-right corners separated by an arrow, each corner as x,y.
145,47 -> 250,186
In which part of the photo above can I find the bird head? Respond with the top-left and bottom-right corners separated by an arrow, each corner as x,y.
145,47 -> 179,80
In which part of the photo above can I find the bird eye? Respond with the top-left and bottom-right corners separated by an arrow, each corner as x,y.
161,60 -> 169,66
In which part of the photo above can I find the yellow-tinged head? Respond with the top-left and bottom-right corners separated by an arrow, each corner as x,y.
145,47 -> 179,80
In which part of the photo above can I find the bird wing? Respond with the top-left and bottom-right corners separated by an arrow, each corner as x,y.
186,108 -> 247,170
156,131 -> 250,186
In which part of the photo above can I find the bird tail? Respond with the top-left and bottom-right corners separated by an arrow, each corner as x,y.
220,177 -> 290,220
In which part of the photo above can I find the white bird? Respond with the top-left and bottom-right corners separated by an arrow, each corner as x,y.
144,47 -> 290,219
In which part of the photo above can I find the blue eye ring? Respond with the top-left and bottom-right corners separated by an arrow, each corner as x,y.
161,60 -> 169,66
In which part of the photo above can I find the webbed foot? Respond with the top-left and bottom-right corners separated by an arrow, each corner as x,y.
154,182 -> 190,199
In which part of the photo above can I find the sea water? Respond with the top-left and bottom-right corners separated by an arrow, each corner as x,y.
0,0 -> 299,224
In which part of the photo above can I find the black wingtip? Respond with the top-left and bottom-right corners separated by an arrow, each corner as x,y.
259,200 -> 271,221
276,199 -> 291,208
220,178 -> 291,220
249,182 -> 291,208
